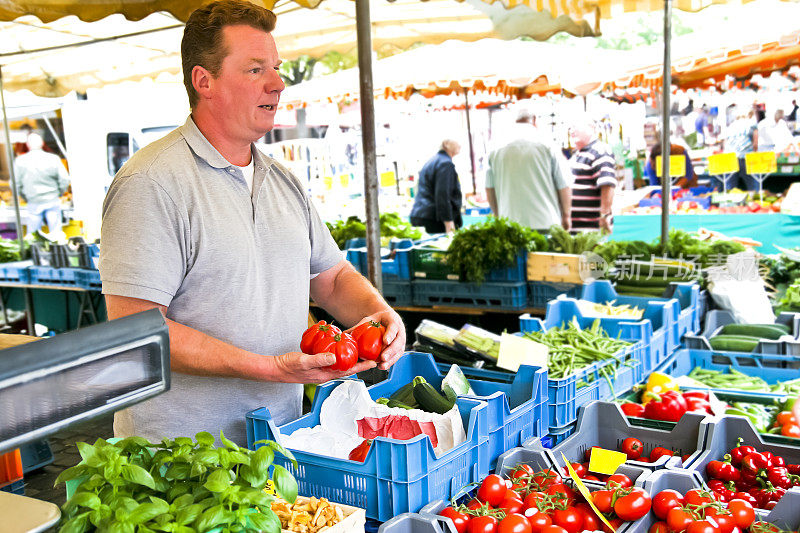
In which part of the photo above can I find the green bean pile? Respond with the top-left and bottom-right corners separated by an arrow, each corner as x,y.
688,367 -> 771,392
522,318 -> 633,380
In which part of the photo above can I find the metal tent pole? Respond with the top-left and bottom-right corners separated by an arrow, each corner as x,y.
660,0 -> 673,253
0,65 -> 26,256
355,0 -> 382,290
463,89 -> 477,194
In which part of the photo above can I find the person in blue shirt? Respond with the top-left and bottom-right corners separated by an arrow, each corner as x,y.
409,139 -> 462,234
644,141 -> 698,189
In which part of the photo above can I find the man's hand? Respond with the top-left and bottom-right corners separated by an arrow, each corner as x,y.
444,220 -> 456,234
349,308 -> 406,371
272,351 -> 377,384
561,214 -> 572,232
599,216 -> 613,234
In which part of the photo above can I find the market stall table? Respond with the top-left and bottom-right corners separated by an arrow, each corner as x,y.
0,282 -> 104,335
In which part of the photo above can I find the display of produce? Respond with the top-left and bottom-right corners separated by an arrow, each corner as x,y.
624,188 -> 784,215
649,487 -> 759,532
521,318 -> 632,379
326,212 -> 422,249
547,225 -> 603,255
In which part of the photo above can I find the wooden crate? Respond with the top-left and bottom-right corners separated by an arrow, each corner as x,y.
527,252 -> 584,283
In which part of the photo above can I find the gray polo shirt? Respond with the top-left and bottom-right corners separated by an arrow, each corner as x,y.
100,116 -> 343,445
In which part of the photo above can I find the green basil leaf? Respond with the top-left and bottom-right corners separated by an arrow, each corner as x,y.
193,449 -> 219,466
108,521 -> 135,533
171,493 -> 194,510
76,442 -> 98,463
243,489 -> 274,507
60,512 -> 91,533
174,437 -> 194,447
267,440 -> 297,468
152,450 -> 174,465
194,504 -> 229,532
175,502 -> 204,525
166,482 -> 191,502
121,464 -> 156,489
237,464 -> 266,489
217,449 -> 231,470
251,446 -> 274,475
229,451 -> 250,466
137,526 -> 157,533
55,464 -> 90,486
203,469 -> 231,493
195,432 -> 215,447
248,509 -> 281,533
165,462 -> 192,480
68,491 -> 102,510
219,431 -> 240,451
190,462 -> 207,478
271,464 -> 298,504
127,500 -> 169,524
175,526 -> 196,533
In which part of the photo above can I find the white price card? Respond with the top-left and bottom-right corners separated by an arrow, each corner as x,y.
497,333 -> 548,372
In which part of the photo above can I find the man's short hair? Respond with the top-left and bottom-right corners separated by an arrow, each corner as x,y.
440,139 -> 459,153
182,0 -> 277,108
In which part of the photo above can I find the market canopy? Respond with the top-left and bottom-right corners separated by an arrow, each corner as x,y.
280,38 -> 630,107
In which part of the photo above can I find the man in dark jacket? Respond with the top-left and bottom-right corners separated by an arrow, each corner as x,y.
409,139 -> 462,234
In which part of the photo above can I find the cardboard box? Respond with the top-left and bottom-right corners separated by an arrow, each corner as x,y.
276,496 -> 366,533
527,252 -> 584,283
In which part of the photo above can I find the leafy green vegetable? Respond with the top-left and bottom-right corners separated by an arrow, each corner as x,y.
779,279 -> 800,312
547,225 -> 603,255
446,217 -> 544,283
56,432 -> 296,533
326,213 -> 422,249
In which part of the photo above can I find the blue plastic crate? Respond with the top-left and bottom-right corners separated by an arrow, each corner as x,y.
412,280 -> 527,309
382,280 -> 413,307
74,269 -> 102,291
464,206 -> 492,216
0,261 -> 32,284
20,439 -> 53,474
484,252 -> 526,283
685,310 -> 800,356
518,314 -> 645,427
28,266 -> 79,287
85,243 -> 100,270
246,374 -> 490,522
527,281 -> 582,309
657,348 -> 800,399
412,247 -> 526,283
0,478 -> 24,495
369,352 -> 547,467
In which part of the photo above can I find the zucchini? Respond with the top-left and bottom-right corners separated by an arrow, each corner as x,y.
376,397 -> 415,410
389,381 -> 419,408
614,284 -> 668,297
709,334 -> 760,352
413,377 -> 456,414
615,275 -> 692,287
719,323 -> 788,340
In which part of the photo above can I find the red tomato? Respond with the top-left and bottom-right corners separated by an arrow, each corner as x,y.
685,520 -> 718,533
614,487 -> 652,521
500,494 -> 524,515
606,473 -> 633,489
539,526 -> 568,533
467,499 -> 484,511
552,508 -> 583,533
584,475 -> 600,481
478,474 -> 508,507
685,489 -> 714,507
570,462 -> 587,478
650,522 -> 671,533
591,489 -> 614,514
776,411 -> 797,426
312,332 -> 358,371
533,469 -> 563,488
350,320 -> 386,361
469,516 -> 499,533
621,437 -> 644,459
781,424 -> 800,438
499,514 -> 533,533
621,402 -> 646,417
576,503 -> 601,532
726,499 -> 756,529
650,447 -> 675,462
667,507 -> 694,533
546,484 -> 576,506
714,513 -> 735,533
440,507 -> 470,533
652,489 -> 685,520
300,321 -> 341,354
602,518 -> 624,533
524,510 -> 552,533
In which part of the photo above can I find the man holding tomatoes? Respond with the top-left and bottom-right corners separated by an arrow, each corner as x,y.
99,0 -> 405,445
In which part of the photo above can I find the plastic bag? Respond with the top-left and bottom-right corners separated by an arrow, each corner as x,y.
706,251 -> 774,324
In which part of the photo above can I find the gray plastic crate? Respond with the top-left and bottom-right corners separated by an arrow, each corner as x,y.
684,310 -> 800,356
378,513 -> 453,533
684,415 -> 800,510
526,401 -> 711,470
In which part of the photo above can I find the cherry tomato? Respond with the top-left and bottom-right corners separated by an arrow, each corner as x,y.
621,437 -> 644,459
614,487 -> 652,521
523,492 -> 546,511
524,510 -> 552,533
469,516 -> 499,533
478,474 -> 508,507
499,514 -> 533,533
591,489 -> 613,514
726,499 -> 756,529
685,520 -> 718,533
576,503 -> 600,532
776,411 -> 797,426
546,484 -> 576,506
500,494 -> 524,515
440,507 -> 470,533
714,513 -> 736,533
533,469 -> 562,488
539,526 -> 568,533
552,508 -> 583,533
667,507 -> 694,533
650,522 -> 671,533
781,424 -> 800,438
652,489 -> 685,520
606,473 -> 633,489
685,489 -> 714,507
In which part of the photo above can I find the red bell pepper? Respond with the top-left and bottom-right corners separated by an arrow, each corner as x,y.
620,402 -> 645,417
755,482 -> 786,508
350,320 -> 386,361
300,320 -> 341,354
643,391 -> 687,422
766,466 -> 800,489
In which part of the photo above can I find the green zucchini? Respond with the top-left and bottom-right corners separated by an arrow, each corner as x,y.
413,377 -> 456,414
719,323 -> 788,340
615,275 -> 690,287
389,381 -> 419,408
709,335 -> 760,352
614,284 -> 668,297
376,397 -> 415,410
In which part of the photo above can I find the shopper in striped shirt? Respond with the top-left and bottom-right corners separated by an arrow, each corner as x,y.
569,122 -> 617,233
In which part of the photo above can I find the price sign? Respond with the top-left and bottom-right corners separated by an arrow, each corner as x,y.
588,448 -> 628,475
339,174 -> 350,188
655,155 -> 686,178
323,176 -> 333,190
380,171 -> 397,188
745,152 -> 777,174
560,454 -> 616,532
707,153 -> 739,175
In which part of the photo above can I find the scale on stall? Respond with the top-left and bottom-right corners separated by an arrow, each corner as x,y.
0,309 -> 170,532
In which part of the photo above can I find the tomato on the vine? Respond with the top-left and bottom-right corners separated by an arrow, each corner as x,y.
713,513 -> 736,533
652,489 -> 685,520
440,507 -> 470,533
666,507 -> 694,533
469,516 -> 499,533
613,487 -> 652,521
500,494 -> 524,515
650,522 -> 670,533
684,489 -> 714,507
524,510 -> 552,533
539,526 -> 568,533
499,514 -> 533,533
685,520 -> 718,533
606,473 -> 633,489
621,437 -> 644,459
726,499 -> 756,529
591,489 -> 613,514
576,503 -> 601,532
552,508 -> 583,533
478,474 -> 508,507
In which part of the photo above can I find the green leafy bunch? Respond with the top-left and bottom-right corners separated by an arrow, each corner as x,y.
56,432 -> 298,533
779,278 -> 800,312
547,225 -> 603,255
379,213 -> 422,241
326,213 -> 422,249
593,240 -> 653,263
446,217 -> 545,283
0,238 -> 21,262
326,216 -> 366,249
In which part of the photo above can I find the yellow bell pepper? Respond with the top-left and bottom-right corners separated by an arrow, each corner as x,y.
642,372 -> 679,403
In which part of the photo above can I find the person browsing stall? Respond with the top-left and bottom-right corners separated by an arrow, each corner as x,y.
409,139 -> 463,234
99,0 -> 406,445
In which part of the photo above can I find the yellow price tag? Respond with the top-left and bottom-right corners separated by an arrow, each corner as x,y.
380,171 -> 397,188
339,174 -> 350,187
707,153 -> 739,175
560,453 -> 616,532
323,176 -> 333,190
745,151 -> 777,174
588,448 -> 628,475
655,155 -> 686,178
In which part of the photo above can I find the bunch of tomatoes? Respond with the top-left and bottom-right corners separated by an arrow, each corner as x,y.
704,438 -> 799,509
650,487 -> 760,533
609,438 -> 687,465
771,411 -> 800,439
437,465 -> 652,533
300,320 -> 385,372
